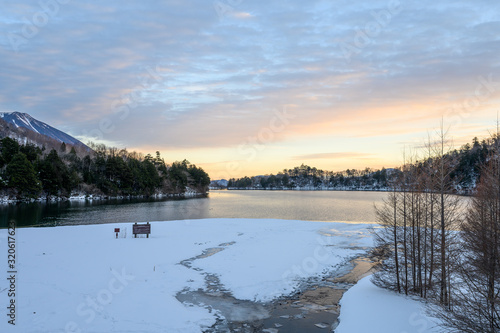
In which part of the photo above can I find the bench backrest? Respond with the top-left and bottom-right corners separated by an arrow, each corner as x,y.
133,223 -> 151,234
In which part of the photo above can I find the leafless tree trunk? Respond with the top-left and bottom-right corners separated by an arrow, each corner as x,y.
403,152 -> 409,295
392,185 -> 401,293
432,123 -> 462,307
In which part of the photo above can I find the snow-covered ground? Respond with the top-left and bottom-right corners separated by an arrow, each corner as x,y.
0,218 -> 440,332
336,276 -> 442,333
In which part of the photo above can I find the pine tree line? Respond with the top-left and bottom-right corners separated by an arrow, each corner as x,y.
0,137 -> 210,200
228,165 -> 391,190
227,134 -> 493,193
228,137 -> 492,194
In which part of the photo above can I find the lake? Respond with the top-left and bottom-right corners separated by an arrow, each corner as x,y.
0,190 -> 388,228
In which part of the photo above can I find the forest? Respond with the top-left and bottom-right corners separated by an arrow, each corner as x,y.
227,134 -> 492,194
0,137 -> 210,200
373,128 -> 500,332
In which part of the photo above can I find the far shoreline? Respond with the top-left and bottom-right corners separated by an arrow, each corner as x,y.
225,187 -> 390,192
220,187 -> 473,196
0,191 -> 208,205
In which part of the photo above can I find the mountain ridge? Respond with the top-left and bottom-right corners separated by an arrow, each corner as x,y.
0,111 -> 90,151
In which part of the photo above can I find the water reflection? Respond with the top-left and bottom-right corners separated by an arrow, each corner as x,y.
0,196 -> 210,228
1,190 -> 387,228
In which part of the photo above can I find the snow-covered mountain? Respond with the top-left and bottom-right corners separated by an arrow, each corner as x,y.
0,111 -> 88,149
210,179 -> 229,188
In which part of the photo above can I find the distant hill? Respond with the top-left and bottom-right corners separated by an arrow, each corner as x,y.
0,112 -> 91,155
209,179 -> 229,189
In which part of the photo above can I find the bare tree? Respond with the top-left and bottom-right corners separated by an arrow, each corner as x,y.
373,177 -> 402,292
431,123 -> 463,307
438,132 -> 500,332
373,125 -> 462,306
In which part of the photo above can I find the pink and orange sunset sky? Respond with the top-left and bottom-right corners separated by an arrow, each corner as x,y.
1,0 -> 499,179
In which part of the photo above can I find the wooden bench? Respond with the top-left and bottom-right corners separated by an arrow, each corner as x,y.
133,222 -> 151,238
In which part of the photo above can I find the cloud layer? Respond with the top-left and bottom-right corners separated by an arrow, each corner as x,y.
1,0 -> 499,177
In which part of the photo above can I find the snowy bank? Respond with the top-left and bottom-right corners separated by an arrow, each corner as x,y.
0,218 -> 374,333
0,186 -> 206,205
336,275 -> 442,333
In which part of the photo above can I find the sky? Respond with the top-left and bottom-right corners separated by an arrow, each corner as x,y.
1,0 -> 500,179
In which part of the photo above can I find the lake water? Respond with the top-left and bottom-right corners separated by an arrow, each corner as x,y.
0,190 -> 387,228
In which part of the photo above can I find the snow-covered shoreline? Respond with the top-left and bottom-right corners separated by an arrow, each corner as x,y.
227,186 -> 391,192
0,190 -> 206,205
336,275 -> 442,332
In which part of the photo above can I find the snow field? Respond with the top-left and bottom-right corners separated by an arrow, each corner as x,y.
336,275 -> 442,333
0,219 -> 373,332
0,218 -> 439,333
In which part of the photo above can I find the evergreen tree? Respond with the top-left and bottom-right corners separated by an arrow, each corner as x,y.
60,142 -> 67,153
105,155 -> 134,194
19,143 -> 42,163
6,152 -> 41,198
168,161 -> 189,191
38,149 -> 71,197
0,137 -> 20,167
188,164 -> 210,189
142,158 -> 161,194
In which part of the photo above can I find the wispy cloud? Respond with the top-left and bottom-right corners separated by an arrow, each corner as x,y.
0,0 -> 499,176
231,12 -> 253,19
